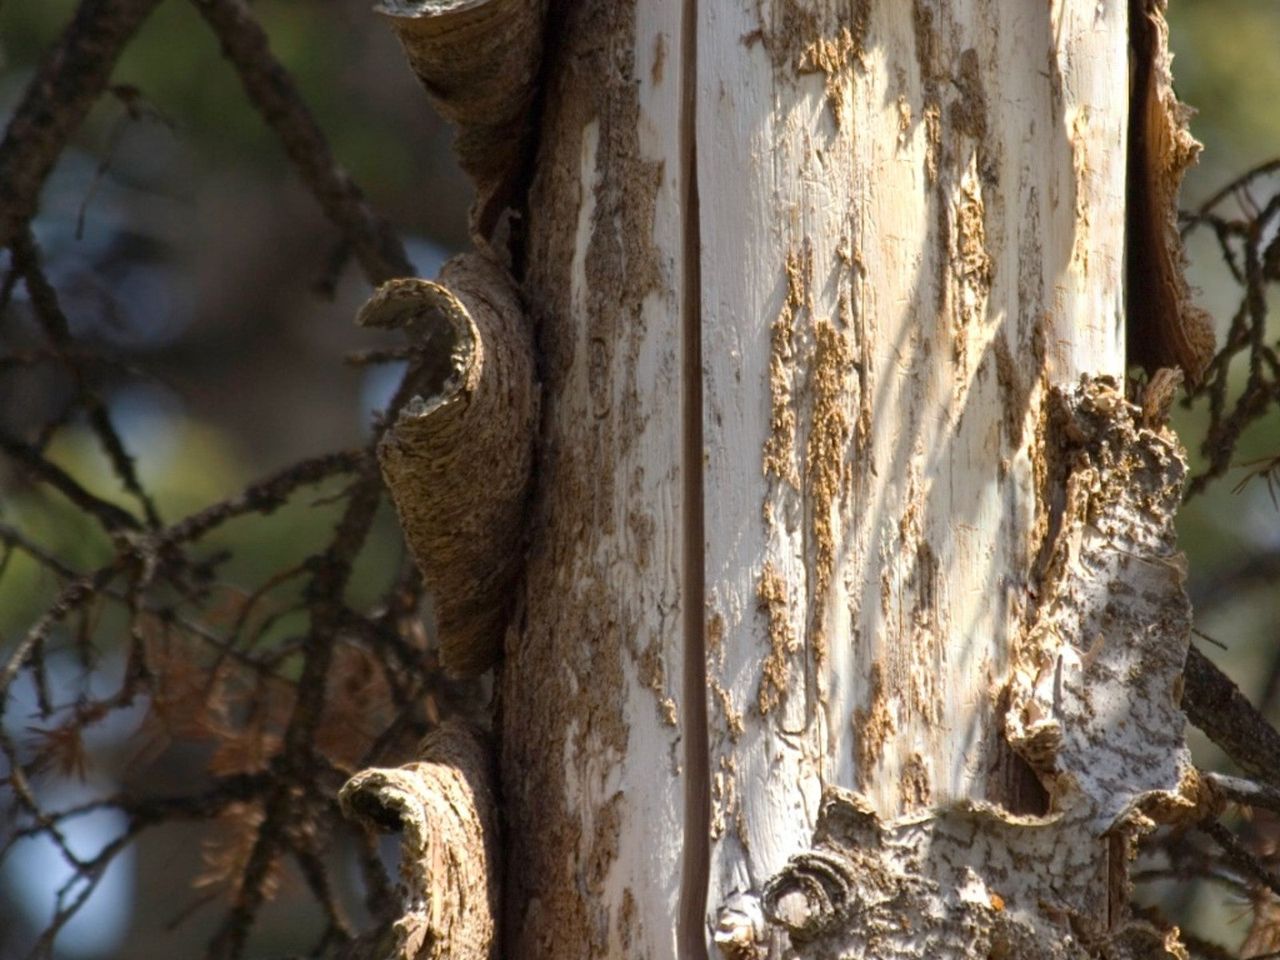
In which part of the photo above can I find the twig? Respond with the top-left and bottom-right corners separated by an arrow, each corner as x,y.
1189,156 -> 1280,225
203,465 -> 383,960
10,229 -> 162,527
189,0 -> 414,286
0,566 -> 122,705
292,843 -> 353,948
1199,819 -> 1280,900
0,433 -> 141,534
1183,646 -> 1280,792
0,0 -> 165,249
1207,772 -> 1280,818
162,449 -> 367,545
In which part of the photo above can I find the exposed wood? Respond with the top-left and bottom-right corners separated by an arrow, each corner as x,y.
698,1 -> 1134,950
366,1 -> 1201,956
754,377 -> 1208,959
503,2 -> 691,956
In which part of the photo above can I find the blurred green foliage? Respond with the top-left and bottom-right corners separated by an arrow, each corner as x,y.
1170,0 -> 1280,191
0,1 -> 420,203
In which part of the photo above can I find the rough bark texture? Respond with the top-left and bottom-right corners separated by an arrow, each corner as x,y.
360,254 -> 537,676
699,2 -> 1144,954
503,2 -> 691,955
340,722 -> 501,960
750,378 -> 1205,959
355,0 -> 1203,956
378,0 -> 547,243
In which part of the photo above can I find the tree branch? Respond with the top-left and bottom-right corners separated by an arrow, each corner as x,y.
189,0 -> 414,285
1204,772 -> 1280,817
0,0 -> 164,249
1183,646 -> 1280,791
9,229 -> 162,528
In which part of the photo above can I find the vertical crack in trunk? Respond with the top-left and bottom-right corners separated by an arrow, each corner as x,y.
678,0 -> 710,956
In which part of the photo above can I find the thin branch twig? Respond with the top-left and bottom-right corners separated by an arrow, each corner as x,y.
0,0 -> 165,248
189,0 -> 414,286
1184,646 -> 1280,792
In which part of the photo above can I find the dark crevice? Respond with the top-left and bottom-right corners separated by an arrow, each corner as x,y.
677,0 -> 710,956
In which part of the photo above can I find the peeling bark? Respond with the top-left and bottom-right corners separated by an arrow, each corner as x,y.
353,0 -> 1206,956
759,789 -> 1190,960
377,0 -> 547,242
701,4 -> 1135,951
757,377 -> 1205,959
1126,0 -> 1215,383
358,254 -> 537,676
340,722 -> 500,960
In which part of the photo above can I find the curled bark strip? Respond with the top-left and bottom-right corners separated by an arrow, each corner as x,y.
358,254 -> 536,676
376,0 -> 547,241
339,721 -> 500,960
1126,0 -> 1215,384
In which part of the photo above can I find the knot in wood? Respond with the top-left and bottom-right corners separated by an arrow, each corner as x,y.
762,849 -> 859,941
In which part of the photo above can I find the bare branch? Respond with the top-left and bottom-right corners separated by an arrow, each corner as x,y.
1199,819 -> 1280,900
1183,646 -> 1280,792
0,566 -> 121,704
1205,772 -> 1280,817
0,0 -> 164,249
9,229 -> 162,527
162,449 -> 367,545
0,433 -> 142,534
1187,156 -> 1280,225
189,0 -> 414,285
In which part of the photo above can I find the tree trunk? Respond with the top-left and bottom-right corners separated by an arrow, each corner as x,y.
358,0 -> 1212,957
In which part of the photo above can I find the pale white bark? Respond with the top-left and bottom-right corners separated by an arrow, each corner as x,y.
502,2 -> 692,956
700,0 -> 1131,941
357,0 -> 1209,956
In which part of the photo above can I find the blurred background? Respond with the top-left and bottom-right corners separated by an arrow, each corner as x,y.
0,2 -> 470,956
0,0 -> 1278,956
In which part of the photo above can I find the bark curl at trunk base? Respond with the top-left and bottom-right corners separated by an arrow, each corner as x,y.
339,721 -> 500,960
741,377 -> 1206,960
